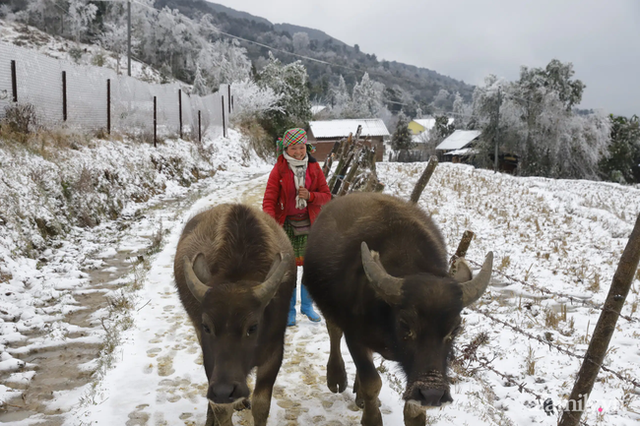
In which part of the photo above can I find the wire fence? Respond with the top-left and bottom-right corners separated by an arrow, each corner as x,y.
0,42 -> 232,141
468,258 -> 639,324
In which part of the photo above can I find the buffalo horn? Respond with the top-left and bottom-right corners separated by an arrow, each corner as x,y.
183,254 -> 210,303
361,241 -> 404,305
253,252 -> 291,305
460,252 -> 494,307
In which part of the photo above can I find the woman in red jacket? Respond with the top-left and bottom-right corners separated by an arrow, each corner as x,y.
263,128 -> 332,326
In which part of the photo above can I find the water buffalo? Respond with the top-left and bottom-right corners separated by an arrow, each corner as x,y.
302,192 -> 493,426
174,204 -> 295,426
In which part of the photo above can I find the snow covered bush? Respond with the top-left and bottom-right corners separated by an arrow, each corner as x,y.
0,134 -> 217,257
230,79 -> 283,122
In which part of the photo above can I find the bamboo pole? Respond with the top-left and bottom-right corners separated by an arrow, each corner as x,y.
409,156 -> 438,204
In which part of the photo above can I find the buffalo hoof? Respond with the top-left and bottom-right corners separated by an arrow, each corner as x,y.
403,401 -> 427,426
233,398 -> 250,411
361,407 -> 383,426
327,360 -> 348,393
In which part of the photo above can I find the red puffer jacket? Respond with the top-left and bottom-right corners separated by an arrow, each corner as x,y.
263,154 -> 332,225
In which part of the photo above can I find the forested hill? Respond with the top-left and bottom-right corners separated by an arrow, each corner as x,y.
154,0 -> 474,113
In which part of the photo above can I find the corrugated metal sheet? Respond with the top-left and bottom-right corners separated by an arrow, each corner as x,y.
309,119 -> 390,138
412,117 -> 454,132
436,130 -> 481,151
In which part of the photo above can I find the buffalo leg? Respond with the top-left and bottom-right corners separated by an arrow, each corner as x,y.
206,403 -> 233,426
251,345 -> 284,426
403,401 -> 427,426
326,319 -> 348,393
345,336 -> 382,426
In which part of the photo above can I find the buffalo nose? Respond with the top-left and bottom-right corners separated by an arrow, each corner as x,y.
419,388 -> 445,406
208,382 -> 243,404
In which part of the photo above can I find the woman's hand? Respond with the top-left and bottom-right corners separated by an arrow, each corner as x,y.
298,187 -> 310,200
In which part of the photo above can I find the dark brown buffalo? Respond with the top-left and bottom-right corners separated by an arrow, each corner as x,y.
302,192 -> 493,426
174,204 -> 295,426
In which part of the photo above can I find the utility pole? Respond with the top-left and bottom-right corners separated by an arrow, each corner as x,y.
493,87 -> 502,172
127,0 -> 132,77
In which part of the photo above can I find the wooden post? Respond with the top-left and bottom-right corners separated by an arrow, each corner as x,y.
11,60 -> 17,102
153,96 -> 157,148
322,140 -> 343,178
221,95 -> 226,138
448,230 -> 475,277
178,89 -> 183,138
409,155 -> 438,203
338,155 -> 361,196
227,84 -> 231,114
558,213 -> 640,426
62,71 -> 67,121
107,79 -> 111,135
198,110 -> 202,143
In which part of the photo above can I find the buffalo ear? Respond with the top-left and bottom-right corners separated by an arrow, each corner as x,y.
449,258 -> 472,282
361,242 -> 404,305
183,254 -> 210,303
193,253 -> 212,283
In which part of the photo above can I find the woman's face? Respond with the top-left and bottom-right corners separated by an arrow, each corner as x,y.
286,144 -> 306,160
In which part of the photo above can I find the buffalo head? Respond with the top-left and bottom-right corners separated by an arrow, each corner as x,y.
361,241 -> 493,407
182,251 -> 291,404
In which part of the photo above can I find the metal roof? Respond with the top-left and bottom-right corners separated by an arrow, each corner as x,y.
309,119 -> 390,138
436,130 -> 482,151
411,117 -> 454,132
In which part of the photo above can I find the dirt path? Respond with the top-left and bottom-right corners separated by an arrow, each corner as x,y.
0,169 -> 276,426
71,171 -> 407,426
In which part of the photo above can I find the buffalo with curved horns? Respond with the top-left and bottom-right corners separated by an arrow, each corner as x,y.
174,204 -> 295,426
303,192 -> 493,426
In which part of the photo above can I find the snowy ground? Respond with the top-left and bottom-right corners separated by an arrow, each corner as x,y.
1,130 -> 640,425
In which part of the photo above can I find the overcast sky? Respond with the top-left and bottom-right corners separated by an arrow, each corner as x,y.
211,0 -> 639,116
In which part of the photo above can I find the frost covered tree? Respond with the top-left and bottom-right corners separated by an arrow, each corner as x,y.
347,73 -> 385,118
452,92 -> 472,129
391,112 -> 413,151
256,53 -> 312,140
599,115 -> 640,183
192,65 -> 209,96
330,75 -> 351,118
66,0 -> 98,42
432,88 -> 451,111
292,32 -> 310,52
197,39 -> 252,89
230,79 -> 283,122
471,60 -> 609,179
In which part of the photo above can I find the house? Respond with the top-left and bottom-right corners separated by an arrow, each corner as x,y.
435,130 -> 481,163
408,117 -> 454,136
308,119 -> 390,161
311,105 -> 331,119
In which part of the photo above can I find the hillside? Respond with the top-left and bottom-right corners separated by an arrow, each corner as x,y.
154,0 -> 474,112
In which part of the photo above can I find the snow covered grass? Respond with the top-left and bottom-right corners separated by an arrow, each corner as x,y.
377,162 -> 640,425
0,127 -> 271,420
1,128 -> 639,425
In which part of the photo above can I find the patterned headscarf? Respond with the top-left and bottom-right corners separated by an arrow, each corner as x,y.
276,128 -> 316,156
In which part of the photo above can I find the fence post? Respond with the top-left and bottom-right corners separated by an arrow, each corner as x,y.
62,71 -> 67,121
227,84 -> 231,114
221,95 -> 226,138
11,60 -> 17,102
107,79 -> 111,135
198,110 -> 202,143
178,89 -> 182,138
153,96 -> 157,148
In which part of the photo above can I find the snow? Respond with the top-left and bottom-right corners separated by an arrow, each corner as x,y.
1,117 -> 640,424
